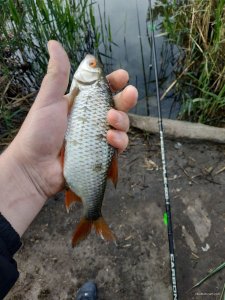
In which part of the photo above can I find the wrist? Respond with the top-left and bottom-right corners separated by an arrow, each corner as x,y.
0,145 -> 47,236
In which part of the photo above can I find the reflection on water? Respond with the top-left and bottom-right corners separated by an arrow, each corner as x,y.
95,0 -> 180,118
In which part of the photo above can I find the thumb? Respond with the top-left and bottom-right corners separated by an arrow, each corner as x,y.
34,40 -> 70,109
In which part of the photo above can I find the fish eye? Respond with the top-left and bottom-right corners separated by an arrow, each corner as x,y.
89,60 -> 97,68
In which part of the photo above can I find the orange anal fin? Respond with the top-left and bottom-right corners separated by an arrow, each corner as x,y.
65,189 -> 82,213
72,218 -> 92,248
94,217 -> 117,243
107,152 -> 118,188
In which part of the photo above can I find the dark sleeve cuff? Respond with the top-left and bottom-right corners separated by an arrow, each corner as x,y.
0,214 -> 22,256
0,254 -> 19,299
0,213 -> 22,299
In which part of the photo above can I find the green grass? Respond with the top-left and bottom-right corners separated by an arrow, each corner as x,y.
154,0 -> 225,126
0,0 -> 112,144
0,0 -> 112,83
191,261 -> 225,290
189,261 -> 225,298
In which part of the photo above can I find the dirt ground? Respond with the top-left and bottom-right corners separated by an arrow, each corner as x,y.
6,129 -> 225,300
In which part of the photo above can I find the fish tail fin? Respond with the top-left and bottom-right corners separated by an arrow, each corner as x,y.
94,216 -> 116,242
72,218 -> 92,248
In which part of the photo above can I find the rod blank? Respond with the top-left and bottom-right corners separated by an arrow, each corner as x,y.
148,1 -> 179,299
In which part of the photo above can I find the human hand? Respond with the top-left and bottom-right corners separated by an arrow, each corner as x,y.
0,41 -> 137,235
11,40 -> 137,197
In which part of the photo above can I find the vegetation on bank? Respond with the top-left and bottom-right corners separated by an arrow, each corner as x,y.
156,0 -> 225,126
0,0 -> 112,82
0,0 -> 112,145
0,0 -> 224,146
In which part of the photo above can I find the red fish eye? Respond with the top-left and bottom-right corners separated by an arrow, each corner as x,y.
89,60 -> 97,68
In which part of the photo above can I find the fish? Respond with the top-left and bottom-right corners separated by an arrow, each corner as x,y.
62,54 -> 118,247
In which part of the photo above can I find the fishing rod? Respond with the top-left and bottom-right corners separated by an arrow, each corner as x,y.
148,1 -> 179,299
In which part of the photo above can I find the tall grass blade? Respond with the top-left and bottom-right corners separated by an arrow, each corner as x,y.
219,283 -> 225,300
191,261 -> 225,290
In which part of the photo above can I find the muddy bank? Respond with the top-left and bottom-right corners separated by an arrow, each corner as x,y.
6,130 -> 225,300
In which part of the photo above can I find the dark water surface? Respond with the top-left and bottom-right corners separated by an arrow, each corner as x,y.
96,0 -> 180,118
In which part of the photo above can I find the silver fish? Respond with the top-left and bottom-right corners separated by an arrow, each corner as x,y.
63,54 -> 118,247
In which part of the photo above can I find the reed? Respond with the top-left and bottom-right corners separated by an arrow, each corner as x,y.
190,261 -> 225,293
0,0 -> 113,83
155,0 -> 225,126
0,0 -> 112,144
0,66 -> 35,146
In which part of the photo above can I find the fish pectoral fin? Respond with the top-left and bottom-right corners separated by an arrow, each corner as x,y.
94,217 -> 116,242
65,189 -> 82,213
72,218 -> 92,248
107,152 -> 118,188
67,86 -> 79,113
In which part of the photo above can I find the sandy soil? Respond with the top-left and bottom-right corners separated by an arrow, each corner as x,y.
6,130 -> 225,300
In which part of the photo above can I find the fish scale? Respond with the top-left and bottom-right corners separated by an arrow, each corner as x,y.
64,78 -> 114,220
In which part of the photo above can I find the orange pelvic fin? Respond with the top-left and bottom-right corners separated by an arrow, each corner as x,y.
72,218 -> 92,248
94,217 -> 116,242
65,189 -> 82,213
107,152 -> 118,188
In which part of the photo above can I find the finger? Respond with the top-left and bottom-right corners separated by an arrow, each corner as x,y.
107,130 -> 129,153
113,85 -> 138,112
107,109 -> 129,132
34,40 -> 70,109
106,69 -> 129,92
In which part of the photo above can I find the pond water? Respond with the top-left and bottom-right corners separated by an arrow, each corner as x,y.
96,0 -> 181,118
4,0 -> 180,119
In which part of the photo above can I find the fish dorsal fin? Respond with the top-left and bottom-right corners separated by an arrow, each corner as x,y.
107,152 -> 118,188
